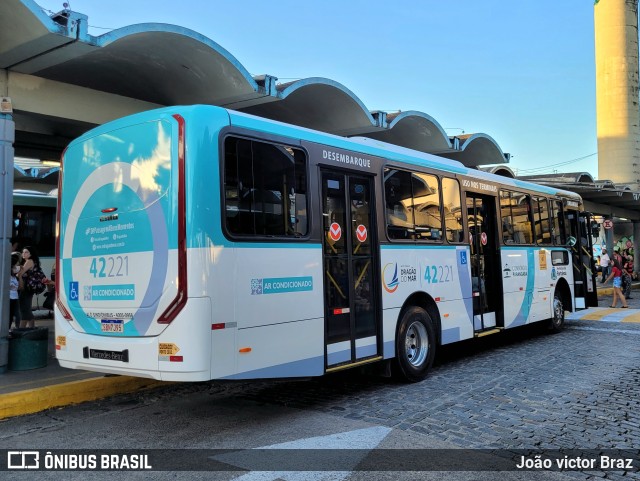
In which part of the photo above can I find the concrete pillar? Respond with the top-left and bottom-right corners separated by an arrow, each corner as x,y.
594,0 -> 640,185
605,221 -> 614,254
634,222 -> 640,276
0,114 -> 15,373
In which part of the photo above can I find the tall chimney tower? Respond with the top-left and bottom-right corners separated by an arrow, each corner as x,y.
595,0 -> 640,185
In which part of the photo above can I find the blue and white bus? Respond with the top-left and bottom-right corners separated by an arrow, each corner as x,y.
55,105 -> 597,382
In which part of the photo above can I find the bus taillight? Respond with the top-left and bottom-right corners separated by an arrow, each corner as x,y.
56,298 -> 72,321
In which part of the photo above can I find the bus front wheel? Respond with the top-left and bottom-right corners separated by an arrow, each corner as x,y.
393,306 -> 436,382
548,293 -> 565,333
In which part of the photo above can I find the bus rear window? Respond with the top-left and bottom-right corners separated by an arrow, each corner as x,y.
224,137 -> 308,238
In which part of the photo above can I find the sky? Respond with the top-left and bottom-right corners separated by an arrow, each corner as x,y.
33,0 -> 598,177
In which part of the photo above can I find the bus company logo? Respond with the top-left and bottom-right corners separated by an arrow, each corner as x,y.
555,266 -> 567,277
511,265 -> 528,277
400,265 -> 417,282
503,264 -> 512,278
99,213 -> 119,223
382,263 -> 399,293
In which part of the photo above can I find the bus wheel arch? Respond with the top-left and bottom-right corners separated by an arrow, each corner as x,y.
392,292 -> 439,382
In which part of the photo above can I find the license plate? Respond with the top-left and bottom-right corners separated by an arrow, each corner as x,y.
101,319 -> 123,333
85,348 -> 129,362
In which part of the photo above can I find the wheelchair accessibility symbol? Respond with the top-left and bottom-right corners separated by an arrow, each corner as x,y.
69,281 -> 79,301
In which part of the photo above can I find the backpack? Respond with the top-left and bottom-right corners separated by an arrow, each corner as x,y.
25,266 -> 46,295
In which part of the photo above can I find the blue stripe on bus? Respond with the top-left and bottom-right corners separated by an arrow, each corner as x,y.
231,242 -> 321,249
223,355 -> 325,379
381,244 -> 459,250
327,349 -> 351,365
441,327 -> 461,344
510,249 -> 536,327
383,340 -> 395,359
355,344 -> 377,359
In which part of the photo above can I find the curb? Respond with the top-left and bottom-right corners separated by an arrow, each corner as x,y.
0,376 -> 169,420
597,283 -> 640,297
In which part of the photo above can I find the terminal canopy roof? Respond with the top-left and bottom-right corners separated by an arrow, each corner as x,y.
1,0 -> 509,169
8,1 -> 640,220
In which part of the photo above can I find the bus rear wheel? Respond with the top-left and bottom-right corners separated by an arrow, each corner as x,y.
393,306 -> 435,382
548,293 -> 565,333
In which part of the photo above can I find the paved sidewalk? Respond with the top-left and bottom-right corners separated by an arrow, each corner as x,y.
1,282 -> 639,420
0,313 -> 167,419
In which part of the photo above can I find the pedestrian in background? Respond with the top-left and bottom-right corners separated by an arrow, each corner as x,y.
605,256 -> 629,308
17,246 -> 44,328
8,252 -> 22,330
600,248 -> 610,283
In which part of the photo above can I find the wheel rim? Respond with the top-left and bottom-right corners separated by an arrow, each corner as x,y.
553,297 -> 564,327
405,320 -> 428,367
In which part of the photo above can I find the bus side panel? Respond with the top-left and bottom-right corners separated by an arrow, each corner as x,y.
382,308 -> 401,359
229,318 -> 325,379
231,246 -> 323,328
530,248 -> 552,322
212,246 -> 324,378
55,297 -> 212,381
380,246 -> 474,346
501,248 -> 532,328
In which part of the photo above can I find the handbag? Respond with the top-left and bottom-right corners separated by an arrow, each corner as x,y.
25,266 -> 47,295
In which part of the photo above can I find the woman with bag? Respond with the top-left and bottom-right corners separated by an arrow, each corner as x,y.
605,254 -> 629,309
17,246 -> 46,328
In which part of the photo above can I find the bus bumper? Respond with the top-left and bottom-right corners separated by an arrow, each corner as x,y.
54,297 -> 212,382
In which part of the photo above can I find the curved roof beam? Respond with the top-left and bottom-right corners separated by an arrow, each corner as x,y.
519,172 -> 596,184
34,23 -> 266,107
241,77 -> 380,136
480,165 -> 516,178
0,0 -> 73,68
363,111 -> 452,155
440,133 -> 510,167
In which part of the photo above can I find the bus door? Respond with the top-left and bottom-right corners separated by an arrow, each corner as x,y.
567,209 -> 598,308
466,193 -> 503,333
321,171 -> 380,370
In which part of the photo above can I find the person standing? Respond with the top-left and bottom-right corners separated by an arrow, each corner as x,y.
17,246 -> 41,328
8,252 -> 22,330
600,248 -> 610,283
605,257 -> 629,308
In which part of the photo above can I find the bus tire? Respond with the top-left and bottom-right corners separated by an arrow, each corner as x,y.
548,293 -> 565,333
392,306 -> 436,382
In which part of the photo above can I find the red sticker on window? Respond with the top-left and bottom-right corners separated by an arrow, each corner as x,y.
329,222 -> 342,242
356,224 -> 367,243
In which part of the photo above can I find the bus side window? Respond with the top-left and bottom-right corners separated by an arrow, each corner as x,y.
500,191 -> 514,244
384,169 -> 414,239
411,172 -> 442,241
224,136 -> 308,238
442,178 -> 463,243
